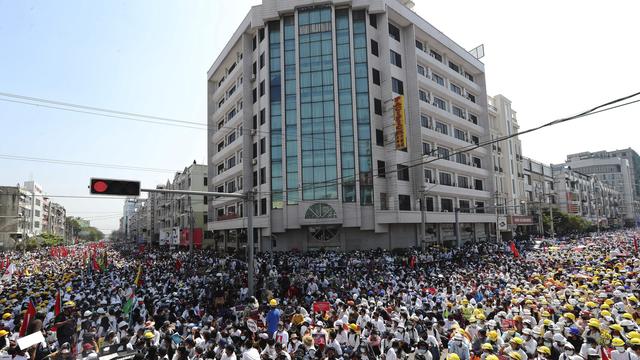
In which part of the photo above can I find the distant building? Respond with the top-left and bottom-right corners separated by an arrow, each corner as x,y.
564,150 -> 638,226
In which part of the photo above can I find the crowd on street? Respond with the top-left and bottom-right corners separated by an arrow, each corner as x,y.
0,231 -> 639,360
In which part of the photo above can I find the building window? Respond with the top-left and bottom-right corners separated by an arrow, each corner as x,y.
475,201 -> 485,213
419,89 -> 429,102
227,85 -> 236,97
391,78 -> 404,95
204,177 -> 208,186
218,119 -> 224,130
252,142 -> 258,158
474,179 -> 484,191
252,89 -> 257,103
424,168 -> 433,183
415,40 -> 424,51
398,194 -> 411,210
422,142 -> 431,155
437,147 -> 450,160
467,92 -> 476,103
259,138 -> 266,154
452,106 -> 465,119
226,180 -> 236,193
432,72 -> 444,86
454,128 -> 466,141
426,197 -> 434,211
376,129 -> 384,146
390,50 -> 402,67
473,157 -> 482,168
374,98 -> 382,115
388,23 -> 400,41
227,131 -> 236,144
203,196 -> 208,205
260,167 -> 266,184
217,141 -> 225,152
397,164 -> 409,181
433,97 -> 447,111
458,175 -> 469,189
471,135 -> 479,145
439,172 -> 452,186
456,153 -> 467,165
260,198 -> 267,215
259,80 -> 265,96
217,163 -> 225,175
421,114 -> 431,128
372,68 -> 380,85
260,109 -> 265,125
216,185 -> 224,193
370,39 -> 379,56
465,71 -> 474,82
380,193 -> 388,210
226,155 -> 236,169
377,160 -> 386,177
448,61 -> 460,73
369,14 -> 377,28
417,64 -> 425,76
450,83 -> 462,95
259,52 -> 265,68
435,121 -> 448,135
441,198 -> 453,212
459,200 -> 470,213
430,49 -> 442,62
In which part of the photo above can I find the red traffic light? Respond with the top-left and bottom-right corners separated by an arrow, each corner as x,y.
90,178 -> 140,196
92,181 -> 108,193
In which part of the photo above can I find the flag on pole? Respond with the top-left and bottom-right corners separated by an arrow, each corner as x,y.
634,236 -> 638,253
54,289 -> 62,316
122,287 -> 136,315
509,241 -> 520,258
134,264 -> 143,287
19,300 -> 36,337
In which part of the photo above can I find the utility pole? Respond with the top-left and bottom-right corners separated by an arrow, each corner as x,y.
419,197 -> 426,251
549,199 -> 555,238
244,190 -> 255,297
454,207 -> 461,248
188,196 -> 193,253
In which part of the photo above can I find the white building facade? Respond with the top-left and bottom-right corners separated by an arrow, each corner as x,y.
207,0 -> 497,251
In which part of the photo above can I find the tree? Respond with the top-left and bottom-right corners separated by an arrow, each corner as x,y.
543,210 -> 593,237
40,233 -> 63,247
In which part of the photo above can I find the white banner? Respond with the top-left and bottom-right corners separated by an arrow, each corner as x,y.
159,228 -> 171,246
170,227 -> 180,245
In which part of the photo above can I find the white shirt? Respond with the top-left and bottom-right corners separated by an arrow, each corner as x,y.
221,352 -> 237,360
386,347 -> 398,360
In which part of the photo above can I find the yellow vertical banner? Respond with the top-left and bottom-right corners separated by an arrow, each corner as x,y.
394,95 -> 407,149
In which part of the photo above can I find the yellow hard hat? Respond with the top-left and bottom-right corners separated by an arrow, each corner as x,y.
537,346 -> 551,355
585,301 -> 597,308
600,303 -> 610,310
541,311 -> 551,318
564,304 -> 574,311
144,331 -> 155,339
0,330 -> 8,337
588,319 -> 601,328
486,356 -> 499,360
269,299 -> 278,306
511,337 -> 524,345
629,296 -> 638,303
627,331 -> 640,340
601,310 -> 611,317
488,331 -> 498,341
448,354 -> 461,360
622,313 -> 634,320
509,351 -> 523,360
563,313 -> 575,321
543,319 -> 553,326
482,343 -> 494,351
2,313 -> 11,320
630,338 -> 640,346
611,338 -> 625,347
610,324 -> 623,332
477,313 -> 486,320
63,301 -> 76,308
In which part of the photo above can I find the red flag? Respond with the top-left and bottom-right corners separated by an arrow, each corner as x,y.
61,247 -> 68,257
175,259 -> 182,271
634,237 -> 638,253
54,289 -> 61,316
510,241 -> 520,258
19,300 -> 36,337
92,257 -> 100,271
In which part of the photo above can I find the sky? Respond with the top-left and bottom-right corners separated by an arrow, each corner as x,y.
0,0 -> 639,233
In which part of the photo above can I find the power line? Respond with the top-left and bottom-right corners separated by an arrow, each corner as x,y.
0,91 -> 207,127
0,154 -> 179,173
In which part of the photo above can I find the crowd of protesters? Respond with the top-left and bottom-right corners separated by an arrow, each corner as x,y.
0,231 -> 639,360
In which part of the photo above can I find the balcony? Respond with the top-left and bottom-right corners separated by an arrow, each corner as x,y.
416,49 -> 481,93
217,212 -> 240,221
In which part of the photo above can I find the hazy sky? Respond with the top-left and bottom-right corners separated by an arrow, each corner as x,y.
0,0 -> 638,233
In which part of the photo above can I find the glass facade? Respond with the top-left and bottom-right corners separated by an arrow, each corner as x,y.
335,9 -> 356,203
299,7 -> 338,200
352,11 -> 373,205
283,16 -> 298,204
269,21 -> 283,208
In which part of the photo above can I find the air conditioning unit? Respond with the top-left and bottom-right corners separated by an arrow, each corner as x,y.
252,159 -> 258,165
250,74 -> 256,82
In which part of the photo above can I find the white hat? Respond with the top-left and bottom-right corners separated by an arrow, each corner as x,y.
96,308 -> 106,315
118,321 -> 128,329
552,334 -> 566,343
83,310 -> 92,317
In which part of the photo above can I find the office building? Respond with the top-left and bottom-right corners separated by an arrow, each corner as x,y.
564,151 -> 637,226
207,0 -> 496,250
